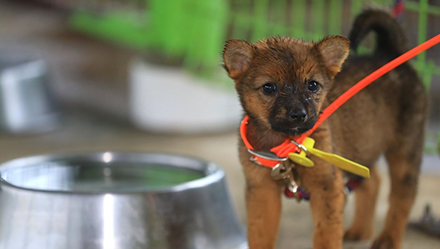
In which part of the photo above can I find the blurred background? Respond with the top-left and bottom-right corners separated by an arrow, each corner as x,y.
0,0 -> 440,248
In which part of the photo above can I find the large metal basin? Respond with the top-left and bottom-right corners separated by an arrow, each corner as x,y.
0,152 -> 247,249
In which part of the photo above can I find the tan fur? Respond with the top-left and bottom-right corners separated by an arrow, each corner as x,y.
344,166 -> 381,240
223,10 -> 427,249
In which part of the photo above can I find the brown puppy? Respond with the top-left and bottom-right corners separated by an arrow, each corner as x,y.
223,9 -> 427,249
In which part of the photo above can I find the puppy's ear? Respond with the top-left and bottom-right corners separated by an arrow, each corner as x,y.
223,39 -> 254,80
316,36 -> 350,78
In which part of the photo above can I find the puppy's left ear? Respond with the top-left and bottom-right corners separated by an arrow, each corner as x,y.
316,36 -> 350,78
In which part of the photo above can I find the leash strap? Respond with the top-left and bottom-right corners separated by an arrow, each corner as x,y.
305,33 -> 440,137
241,34 -> 440,200
241,33 -> 440,167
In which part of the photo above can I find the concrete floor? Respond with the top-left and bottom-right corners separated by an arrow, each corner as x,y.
1,1 -> 440,248
1,111 -> 440,249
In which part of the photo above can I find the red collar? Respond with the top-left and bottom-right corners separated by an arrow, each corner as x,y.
240,115 -> 308,167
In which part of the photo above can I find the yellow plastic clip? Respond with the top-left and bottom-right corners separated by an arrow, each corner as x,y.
288,137 -> 370,178
287,138 -> 314,167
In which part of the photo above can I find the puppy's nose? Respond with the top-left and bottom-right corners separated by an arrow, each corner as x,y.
289,109 -> 307,122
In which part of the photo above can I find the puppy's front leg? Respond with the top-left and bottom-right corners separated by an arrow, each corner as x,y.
242,159 -> 282,249
304,163 -> 345,249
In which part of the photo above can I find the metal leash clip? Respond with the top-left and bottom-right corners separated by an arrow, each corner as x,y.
247,149 -> 291,180
270,163 -> 292,180
287,178 -> 298,194
280,167 -> 303,202
288,179 -> 303,202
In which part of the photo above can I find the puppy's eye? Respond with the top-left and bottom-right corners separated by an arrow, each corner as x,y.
307,81 -> 320,93
262,83 -> 277,95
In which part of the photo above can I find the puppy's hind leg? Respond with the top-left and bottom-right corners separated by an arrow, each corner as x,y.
372,82 -> 426,249
344,166 -> 381,241
371,137 -> 424,249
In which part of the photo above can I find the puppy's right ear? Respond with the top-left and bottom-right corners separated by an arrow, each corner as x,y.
223,39 -> 254,80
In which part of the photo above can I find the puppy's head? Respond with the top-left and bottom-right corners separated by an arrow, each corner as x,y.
223,36 -> 349,136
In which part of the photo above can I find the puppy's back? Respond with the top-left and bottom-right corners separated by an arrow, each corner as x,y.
327,9 -> 427,166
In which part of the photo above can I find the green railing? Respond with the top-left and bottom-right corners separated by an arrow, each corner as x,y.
405,0 -> 440,90
70,0 -> 229,77
70,0 -> 439,150
70,0 -> 439,84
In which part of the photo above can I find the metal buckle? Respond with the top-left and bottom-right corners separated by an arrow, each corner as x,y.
290,140 -> 309,156
271,163 -> 292,180
247,149 -> 288,162
249,156 -> 262,166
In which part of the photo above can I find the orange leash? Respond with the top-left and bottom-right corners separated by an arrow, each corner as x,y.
303,33 -> 440,139
241,34 -> 440,168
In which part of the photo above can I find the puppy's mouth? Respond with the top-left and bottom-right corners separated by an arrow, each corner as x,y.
271,124 -> 314,136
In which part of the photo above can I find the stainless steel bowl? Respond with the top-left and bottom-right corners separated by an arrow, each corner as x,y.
0,152 -> 247,249
0,57 -> 61,134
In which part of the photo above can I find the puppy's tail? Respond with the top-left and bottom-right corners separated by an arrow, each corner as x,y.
349,9 -> 408,58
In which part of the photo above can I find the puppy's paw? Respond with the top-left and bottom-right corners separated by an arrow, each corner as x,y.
344,227 -> 372,241
370,235 -> 397,249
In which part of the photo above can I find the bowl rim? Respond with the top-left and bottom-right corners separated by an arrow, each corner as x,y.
0,152 -> 225,195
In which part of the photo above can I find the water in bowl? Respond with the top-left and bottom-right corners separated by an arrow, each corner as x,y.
1,160 -> 205,193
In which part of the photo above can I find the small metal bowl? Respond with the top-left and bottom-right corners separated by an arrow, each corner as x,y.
0,152 -> 247,249
0,57 -> 61,134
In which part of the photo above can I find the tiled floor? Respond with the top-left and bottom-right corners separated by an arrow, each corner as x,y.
1,1 -> 440,248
